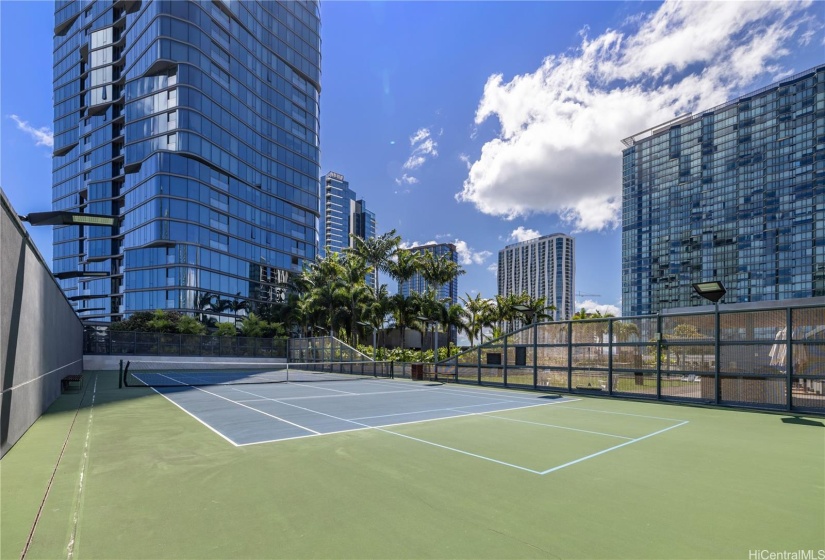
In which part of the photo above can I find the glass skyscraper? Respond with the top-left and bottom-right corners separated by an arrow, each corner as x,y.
52,0 -> 321,322
622,65 -> 825,317
497,234 -> 575,321
322,171 -> 376,287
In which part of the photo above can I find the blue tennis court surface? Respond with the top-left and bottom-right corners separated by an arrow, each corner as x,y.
150,378 -> 576,446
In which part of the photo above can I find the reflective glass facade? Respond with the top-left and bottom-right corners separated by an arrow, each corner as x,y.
622,66 -> 825,317
322,171 -> 376,288
399,243 -> 459,306
52,0 -> 321,322
497,234 -> 575,321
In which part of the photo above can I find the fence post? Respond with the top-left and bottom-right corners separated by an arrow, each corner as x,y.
532,322 -> 538,389
786,307 -> 793,412
567,321 -> 573,392
503,333 -> 508,387
608,320 -> 614,396
656,314 -> 662,398
477,347 -> 481,384
714,304 -> 721,405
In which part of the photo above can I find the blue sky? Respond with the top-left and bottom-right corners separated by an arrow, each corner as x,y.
2,1 -> 823,316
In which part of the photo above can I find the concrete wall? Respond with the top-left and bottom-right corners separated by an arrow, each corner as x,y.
1,189 -> 83,458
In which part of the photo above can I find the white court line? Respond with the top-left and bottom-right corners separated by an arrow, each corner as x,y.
285,382 -> 357,395
234,402 -> 569,447
148,374 -> 321,439
349,400 -> 514,421
538,421 -> 689,475
481,414 -> 635,440
249,385 -> 445,401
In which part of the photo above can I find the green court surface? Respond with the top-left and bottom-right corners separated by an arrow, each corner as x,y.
2,372 -> 823,559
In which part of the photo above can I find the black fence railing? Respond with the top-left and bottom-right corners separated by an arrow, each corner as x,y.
84,330 -> 288,359
437,304 -> 825,415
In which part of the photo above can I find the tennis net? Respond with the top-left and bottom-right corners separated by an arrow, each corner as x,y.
123,360 -> 394,387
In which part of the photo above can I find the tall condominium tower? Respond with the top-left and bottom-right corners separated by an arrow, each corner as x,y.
322,171 -> 376,287
398,243 -> 459,306
622,65 -> 825,316
52,0 -> 321,322
497,234 -> 575,321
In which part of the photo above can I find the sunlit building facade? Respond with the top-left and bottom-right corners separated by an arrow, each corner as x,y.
497,234 -> 575,321
321,171 -> 376,288
622,65 -> 825,316
52,0 -> 321,322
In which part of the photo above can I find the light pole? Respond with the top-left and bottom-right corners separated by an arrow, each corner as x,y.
692,281 -> 726,405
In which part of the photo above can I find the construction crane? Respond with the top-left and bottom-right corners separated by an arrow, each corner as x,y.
575,291 -> 601,298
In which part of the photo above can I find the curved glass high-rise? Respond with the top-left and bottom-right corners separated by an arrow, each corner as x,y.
52,0 -> 321,323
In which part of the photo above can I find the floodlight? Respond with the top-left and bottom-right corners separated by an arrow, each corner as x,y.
20,211 -> 116,227
54,270 -> 110,280
692,281 -> 726,303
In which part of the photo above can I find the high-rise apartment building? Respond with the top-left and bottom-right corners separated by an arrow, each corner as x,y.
321,171 -> 376,287
497,234 -> 575,321
622,65 -> 825,316
321,172 -> 375,255
52,0 -> 321,322
398,243 -> 459,306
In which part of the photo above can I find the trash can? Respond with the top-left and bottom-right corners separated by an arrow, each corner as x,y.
411,363 -> 424,381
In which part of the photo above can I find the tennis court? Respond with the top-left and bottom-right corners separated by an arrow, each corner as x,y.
2,368 -> 823,559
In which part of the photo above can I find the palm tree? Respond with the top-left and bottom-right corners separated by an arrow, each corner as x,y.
390,292 -> 422,350
347,229 -> 401,277
363,284 -> 392,350
420,251 -> 465,295
442,303 -> 467,357
460,293 -> 492,346
339,253 -> 373,344
223,293 -> 249,326
516,295 -> 555,326
386,249 -> 421,288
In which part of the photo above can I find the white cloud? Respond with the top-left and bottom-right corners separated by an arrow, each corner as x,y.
401,128 -> 439,170
487,263 -> 498,276
400,238 -> 492,267
9,114 -> 53,148
453,239 -> 492,266
457,1 -> 816,232
508,226 -> 541,243
394,174 -> 419,186
575,299 -> 621,317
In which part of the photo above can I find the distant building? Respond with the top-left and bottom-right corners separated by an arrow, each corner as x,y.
398,243 -> 459,306
398,242 -> 458,347
322,172 -> 376,287
621,65 -> 825,316
497,234 -> 575,321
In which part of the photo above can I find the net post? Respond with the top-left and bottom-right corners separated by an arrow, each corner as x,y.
118,359 -> 123,389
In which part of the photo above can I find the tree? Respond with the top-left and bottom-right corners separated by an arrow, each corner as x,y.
390,292 -> 421,350
386,249 -> 421,288
347,229 -> 401,277
460,293 -> 492,346
239,313 -> 286,338
442,303 -> 467,356
177,315 -> 207,335
213,322 -> 237,337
